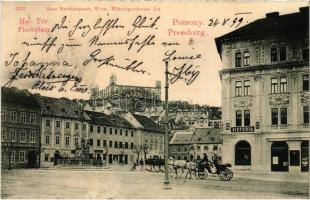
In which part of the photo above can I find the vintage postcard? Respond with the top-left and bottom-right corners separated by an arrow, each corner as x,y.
1,0 -> 309,199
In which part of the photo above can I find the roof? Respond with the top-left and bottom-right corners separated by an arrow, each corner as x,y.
190,128 -> 222,144
34,95 -> 85,120
84,110 -> 134,129
170,131 -> 193,145
215,7 -> 309,54
1,87 -> 40,109
113,84 -> 159,89
132,114 -> 165,133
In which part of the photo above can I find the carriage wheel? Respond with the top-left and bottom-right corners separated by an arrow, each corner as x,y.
195,169 -> 208,180
218,168 -> 233,181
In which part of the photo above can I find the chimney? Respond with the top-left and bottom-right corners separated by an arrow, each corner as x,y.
155,80 -> 161,88
266,12 -> 279,19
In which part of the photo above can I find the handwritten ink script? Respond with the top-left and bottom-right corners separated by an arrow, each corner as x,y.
3,4 -> 251,94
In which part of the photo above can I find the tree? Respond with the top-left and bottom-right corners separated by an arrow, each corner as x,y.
142,144 -> 150,163
133,144 -> 143,164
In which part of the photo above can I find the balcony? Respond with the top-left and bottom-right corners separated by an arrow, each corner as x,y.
271,124 -> 288,130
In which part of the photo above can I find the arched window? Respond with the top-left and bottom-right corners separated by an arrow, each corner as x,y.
271,141 -> 288,172
235,140 -> 251,165
235,52 -> 242,67
243,51 -> 250,66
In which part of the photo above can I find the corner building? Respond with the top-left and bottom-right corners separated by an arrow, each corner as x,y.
215,7 -> 309,174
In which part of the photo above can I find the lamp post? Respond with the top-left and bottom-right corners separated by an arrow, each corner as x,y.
164,60 -> 171,189
194,143 -> 197,160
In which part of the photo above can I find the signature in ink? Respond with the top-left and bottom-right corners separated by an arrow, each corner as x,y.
169,63 -> 200,85
83,49 -> 147,75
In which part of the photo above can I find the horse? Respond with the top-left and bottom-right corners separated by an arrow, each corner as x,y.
168,157 -> 195,179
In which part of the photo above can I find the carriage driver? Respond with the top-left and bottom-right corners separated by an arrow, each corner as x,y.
199,153 -> 212,173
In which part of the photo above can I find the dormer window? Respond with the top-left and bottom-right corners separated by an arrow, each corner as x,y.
235,52 -> 242,67
243,51 -> 250,66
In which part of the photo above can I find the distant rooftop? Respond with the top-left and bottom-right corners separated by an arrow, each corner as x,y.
84,110 -> 134,129
190,128 -> 222,144
2,87 -> 40,109
133,114 -> 165,133
170,131 -> 193,145
34,95 -> 85,120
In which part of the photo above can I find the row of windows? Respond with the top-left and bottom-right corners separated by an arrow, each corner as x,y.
229,106 -> 309,128
172,145 -> 219,153
90,125 -> 134,137
1,151 -> 25,163
234,75 -> 308,97
234,46 -> 309,68
1,111 -> 37,124
235,51 -> 250,67
89,139 -> 134,149
235,110 -> 251,127
1,130 -> 36,143
45,120 -> 87,131
235,80 -> 250,96
45,135 -> 77,146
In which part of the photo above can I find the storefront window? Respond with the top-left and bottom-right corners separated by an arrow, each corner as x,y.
235,140 -> 251,165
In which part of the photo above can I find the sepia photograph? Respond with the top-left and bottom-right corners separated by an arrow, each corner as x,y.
0,0 -> 309,199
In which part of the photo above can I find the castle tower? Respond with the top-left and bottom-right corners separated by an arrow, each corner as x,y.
110,74 -> 117,86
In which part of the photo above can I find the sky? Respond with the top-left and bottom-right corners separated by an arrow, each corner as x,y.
1,1 -> 308,106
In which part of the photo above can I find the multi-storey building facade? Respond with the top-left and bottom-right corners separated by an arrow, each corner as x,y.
188,128 -> 222,161
122,113 -> 165,159
84,110 -> 137,164
34,96 -> 89,167
169,131 -> 193,160
169,128 -> 222,161
1,87 -> 41,168
215,7 -> 309,174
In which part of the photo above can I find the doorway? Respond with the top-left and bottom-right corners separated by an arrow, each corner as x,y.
271,141 -> 289,172
27,151 -> 37,168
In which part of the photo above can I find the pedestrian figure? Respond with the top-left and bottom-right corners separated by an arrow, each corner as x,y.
131,162 -> 137,171
139,159 -> 144,171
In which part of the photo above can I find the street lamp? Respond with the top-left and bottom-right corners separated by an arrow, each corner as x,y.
163,60 -> 171,189
194,143 -> 197,160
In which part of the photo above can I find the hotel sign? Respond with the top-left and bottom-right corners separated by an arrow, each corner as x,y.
231,126 -> 255,132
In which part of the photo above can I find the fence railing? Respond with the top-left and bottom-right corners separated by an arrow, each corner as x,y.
56,158 -> 105,167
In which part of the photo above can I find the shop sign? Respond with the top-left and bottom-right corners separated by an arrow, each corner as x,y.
231,126 -> 254,132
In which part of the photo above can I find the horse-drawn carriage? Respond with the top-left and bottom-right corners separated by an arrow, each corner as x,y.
168,158 -> 234,181
194,160 -> 233,181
